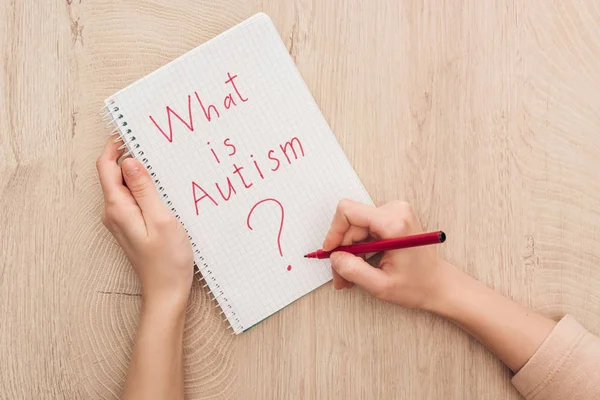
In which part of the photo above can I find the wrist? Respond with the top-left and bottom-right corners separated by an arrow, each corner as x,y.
423,261 -> 475,317
141,290 -> 189,321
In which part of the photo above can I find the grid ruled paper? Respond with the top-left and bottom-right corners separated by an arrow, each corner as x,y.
105,13 -> 372,334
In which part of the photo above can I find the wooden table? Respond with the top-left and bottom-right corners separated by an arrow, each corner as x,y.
2,1 -> 600,398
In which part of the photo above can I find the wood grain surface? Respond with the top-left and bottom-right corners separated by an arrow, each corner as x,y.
2,1 -> 600,398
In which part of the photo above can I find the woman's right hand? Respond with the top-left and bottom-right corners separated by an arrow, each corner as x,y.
322,199 -> 453,310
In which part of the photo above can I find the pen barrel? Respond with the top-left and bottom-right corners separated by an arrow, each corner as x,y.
324,231 -> 445,258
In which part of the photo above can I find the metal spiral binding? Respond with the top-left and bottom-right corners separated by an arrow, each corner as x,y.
101,99 -> 243,334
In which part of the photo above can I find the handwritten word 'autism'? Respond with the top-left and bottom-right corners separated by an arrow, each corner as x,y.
148,72 -> 248,143
192,137 -> 305,215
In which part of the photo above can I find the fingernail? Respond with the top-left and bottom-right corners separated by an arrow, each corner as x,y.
123,159 -> 141,178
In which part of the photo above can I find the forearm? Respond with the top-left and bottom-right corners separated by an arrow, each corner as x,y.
427,262 -> 556,372
123,298 -> 187,400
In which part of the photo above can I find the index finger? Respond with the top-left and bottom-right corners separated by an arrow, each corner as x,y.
322,199 -> 379,251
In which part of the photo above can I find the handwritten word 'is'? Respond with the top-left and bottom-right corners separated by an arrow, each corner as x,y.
149,72 -> 248,143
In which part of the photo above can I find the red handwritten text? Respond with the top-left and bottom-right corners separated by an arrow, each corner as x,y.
149,72 -> 248,143
246,198 -> 285,257
191,136 -> 306,215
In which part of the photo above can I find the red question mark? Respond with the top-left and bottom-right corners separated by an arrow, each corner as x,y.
246,198 -> 292,271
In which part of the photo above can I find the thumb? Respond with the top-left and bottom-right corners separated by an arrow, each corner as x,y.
330,252 -> 387,296
122,158 -> 169,216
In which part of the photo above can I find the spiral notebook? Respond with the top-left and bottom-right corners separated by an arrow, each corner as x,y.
104,13 -> 372,334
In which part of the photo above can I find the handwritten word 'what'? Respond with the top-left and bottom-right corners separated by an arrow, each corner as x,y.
149,72 -> 248,143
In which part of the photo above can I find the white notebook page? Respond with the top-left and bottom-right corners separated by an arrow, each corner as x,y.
106,13 -> 372,333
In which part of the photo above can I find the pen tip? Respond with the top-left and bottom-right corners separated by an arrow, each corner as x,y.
303,255 -> 307,258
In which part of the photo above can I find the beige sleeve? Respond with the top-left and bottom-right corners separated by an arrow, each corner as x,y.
511,315 -> 600,400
